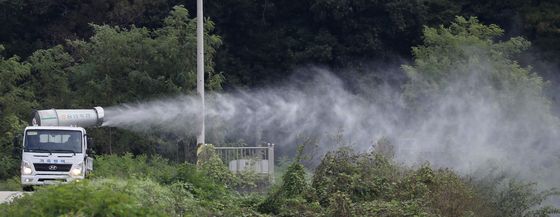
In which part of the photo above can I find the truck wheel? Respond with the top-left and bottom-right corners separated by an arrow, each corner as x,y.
22,186 -> 34,192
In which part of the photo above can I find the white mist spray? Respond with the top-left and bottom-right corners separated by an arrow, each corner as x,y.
103,67 -> 560,189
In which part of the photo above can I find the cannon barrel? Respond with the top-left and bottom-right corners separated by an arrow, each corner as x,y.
31,107 -> 104,127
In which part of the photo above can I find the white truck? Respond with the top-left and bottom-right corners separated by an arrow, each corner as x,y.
19,107 -> 104,191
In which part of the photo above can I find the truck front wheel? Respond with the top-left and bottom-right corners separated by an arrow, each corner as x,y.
22,185 -> 34,192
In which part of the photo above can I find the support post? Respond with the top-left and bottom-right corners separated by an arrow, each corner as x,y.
268,143 -> 275,183
196,0 -> 205,146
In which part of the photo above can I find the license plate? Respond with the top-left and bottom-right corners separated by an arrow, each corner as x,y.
43,180 -> 62,185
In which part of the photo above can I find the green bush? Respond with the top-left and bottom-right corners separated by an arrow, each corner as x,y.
0,176 -> 20,191
0,179 -> 168,216
93,153 -> 231,200
92,153 -> 177,183
0,177 -> 264,217
307,148 -> 559,217
196,144 -> 270,191
1,149 -> 557,217
88,153 -> 266,216
312,148 -> 401,206
258,152 -> 316,216
196,144 -> 239,187
471,176 -> 560,217
0,154 -> 19,181
327,191 -> 352,217
352,200 -> 431,217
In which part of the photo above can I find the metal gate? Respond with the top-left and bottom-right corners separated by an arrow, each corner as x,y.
214,143 -> 275,183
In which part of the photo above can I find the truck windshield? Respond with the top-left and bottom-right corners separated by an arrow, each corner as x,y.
24,130 -> 82,153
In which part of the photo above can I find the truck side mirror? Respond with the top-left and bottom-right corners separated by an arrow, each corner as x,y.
13,134 -> 22,146
86,137 -> 94,155
87,137 -> 93,147
12,134 -> 22,158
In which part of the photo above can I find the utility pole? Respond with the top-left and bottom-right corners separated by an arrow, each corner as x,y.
196,0 -> 205,146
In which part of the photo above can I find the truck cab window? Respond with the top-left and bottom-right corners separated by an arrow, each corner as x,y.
25,130 -> 82,153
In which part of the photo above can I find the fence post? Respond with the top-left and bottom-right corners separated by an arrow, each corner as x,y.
268,143 -> 275,183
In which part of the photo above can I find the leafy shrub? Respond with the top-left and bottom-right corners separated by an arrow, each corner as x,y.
327,191 -> 352,217
0,155 -> 18,181
0,176 -> 20,191
472,176 -> 560,217
173,163 -> 229,200
312,148 -> 401,206
94,153 -> 230,201
352,200 -> 431,217
279,163 -> 307,197
0,179 -> 168,216
2,148 -> 558,217
196,144 -> 270,191
196,144 -> 239,187
425,169 -> 477,216
0,177 -> 264,217
92,153 -> 177,183
307,147 -> 559,217
258,158 -> 310,215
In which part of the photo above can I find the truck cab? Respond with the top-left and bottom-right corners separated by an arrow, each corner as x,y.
21,126 -> 93,190
20,107 -> 102,190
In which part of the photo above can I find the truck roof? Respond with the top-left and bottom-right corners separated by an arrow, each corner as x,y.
25,126 -> 86,131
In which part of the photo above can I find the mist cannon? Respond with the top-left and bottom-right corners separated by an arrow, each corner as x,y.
31,106 -> 104,128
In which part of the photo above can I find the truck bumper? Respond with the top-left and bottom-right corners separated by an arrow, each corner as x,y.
21,174 -> 83,186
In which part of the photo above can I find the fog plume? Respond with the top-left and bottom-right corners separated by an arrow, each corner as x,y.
103,67 -> 560,188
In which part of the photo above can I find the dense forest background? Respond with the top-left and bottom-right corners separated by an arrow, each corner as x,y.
1,1 -> 560,216
1,0 -> 559,87
1,0 -> 560,176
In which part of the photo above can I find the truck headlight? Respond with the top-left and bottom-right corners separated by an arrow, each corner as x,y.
71,163 -> 83,176
22,161 -> 32,175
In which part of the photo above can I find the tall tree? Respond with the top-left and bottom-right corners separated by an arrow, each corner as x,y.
65,6 -> 223,156
28,45 -> 74,108
69,5 -> 222,106
403,16 -> 545,110
0,0 -> 172,57
0,45 -> 35,179
204,0 -> 434,86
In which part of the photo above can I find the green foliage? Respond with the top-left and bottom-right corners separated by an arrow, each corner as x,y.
1,0 -> 560,88
0,154 -> 265,217
69,5 -> 222,107
0,5 -> 225,179
2,148 -> 558,217
472,177 -> 560,217
424,169 -> 477,216
93,153 -> 179,183
196,144 -> 239,187
0,153 -> 19,181
403,16 -> 545,110
307,148 -> 559,217
258,145 -> 312,216
1,179 -> 168,217
28,45 -> 74,108
0,3 -> 559,217
207,0 -> 433,86
312,149 -> 401,206
65,5 -> 222,155
280,163 -> 307,198
311,149 -> 432,216
196,144 -> 269,192
327,191 -> 352,217
1,177 -> 256,217
0,176 -> 21,191
0,45 -> 35,180
492,181 -> 560,217
352,200 -> 431,217
92,153 -> 228,201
